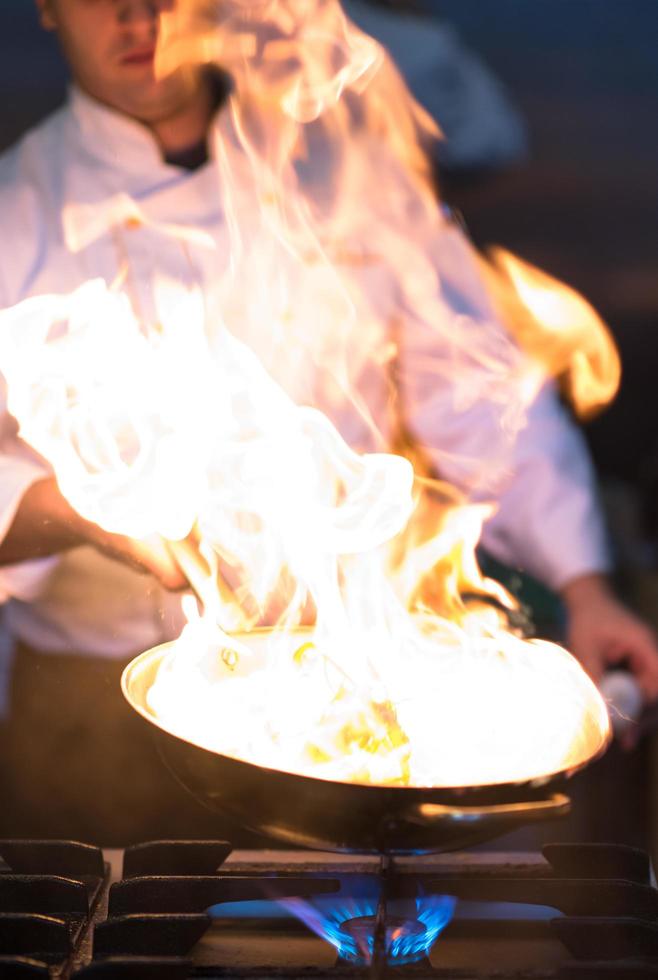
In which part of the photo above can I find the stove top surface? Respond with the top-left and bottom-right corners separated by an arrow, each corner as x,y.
0,840 -> 655,979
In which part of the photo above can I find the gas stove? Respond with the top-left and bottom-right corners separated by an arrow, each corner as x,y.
0,839 -> 656,979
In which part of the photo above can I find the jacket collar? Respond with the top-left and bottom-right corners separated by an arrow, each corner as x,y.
68,85 -> 170,176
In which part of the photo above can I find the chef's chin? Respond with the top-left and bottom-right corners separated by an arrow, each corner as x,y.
91,62 -> 204,127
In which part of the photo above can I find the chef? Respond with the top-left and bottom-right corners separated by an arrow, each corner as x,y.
0,0 -> 655,840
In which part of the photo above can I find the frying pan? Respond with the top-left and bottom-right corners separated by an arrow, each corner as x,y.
122,635 -> 610,854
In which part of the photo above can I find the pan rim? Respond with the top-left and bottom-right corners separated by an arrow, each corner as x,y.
122,638 -> 611,797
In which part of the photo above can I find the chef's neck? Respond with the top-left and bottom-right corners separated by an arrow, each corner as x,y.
145,71 -> 217,160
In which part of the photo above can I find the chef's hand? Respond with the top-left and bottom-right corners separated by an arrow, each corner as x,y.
0,476 -> 188,591
561,573 -> 658,702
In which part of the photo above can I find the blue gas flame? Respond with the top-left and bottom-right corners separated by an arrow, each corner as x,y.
281,878 -> 455,965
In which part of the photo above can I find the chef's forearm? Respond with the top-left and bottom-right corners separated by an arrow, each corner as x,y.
0,475 -> 189,590
0,476 -> 84,565
560,572 -> 614,611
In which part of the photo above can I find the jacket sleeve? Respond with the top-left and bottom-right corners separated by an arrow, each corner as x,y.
0,282 -> 59,603
397,219 -> 611,593
478,381 -> 611,591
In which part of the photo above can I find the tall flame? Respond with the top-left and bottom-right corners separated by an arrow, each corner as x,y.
0,0 -> 614,787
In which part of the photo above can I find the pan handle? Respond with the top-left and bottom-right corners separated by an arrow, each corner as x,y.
399,792 -> 571,828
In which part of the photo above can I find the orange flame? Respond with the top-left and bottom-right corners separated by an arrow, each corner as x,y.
480,247 -> 621,420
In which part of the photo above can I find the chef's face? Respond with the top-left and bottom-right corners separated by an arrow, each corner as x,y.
36,0 -> 202,123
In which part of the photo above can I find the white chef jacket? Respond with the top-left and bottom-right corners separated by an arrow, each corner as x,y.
0,87 -> 610,657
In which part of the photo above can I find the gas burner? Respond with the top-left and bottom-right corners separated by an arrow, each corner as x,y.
281,858 -> 456,967
338,913 -> 427,965
0,840 -> 656,978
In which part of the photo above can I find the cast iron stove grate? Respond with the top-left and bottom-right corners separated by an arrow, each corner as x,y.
1,839 -> 657,979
